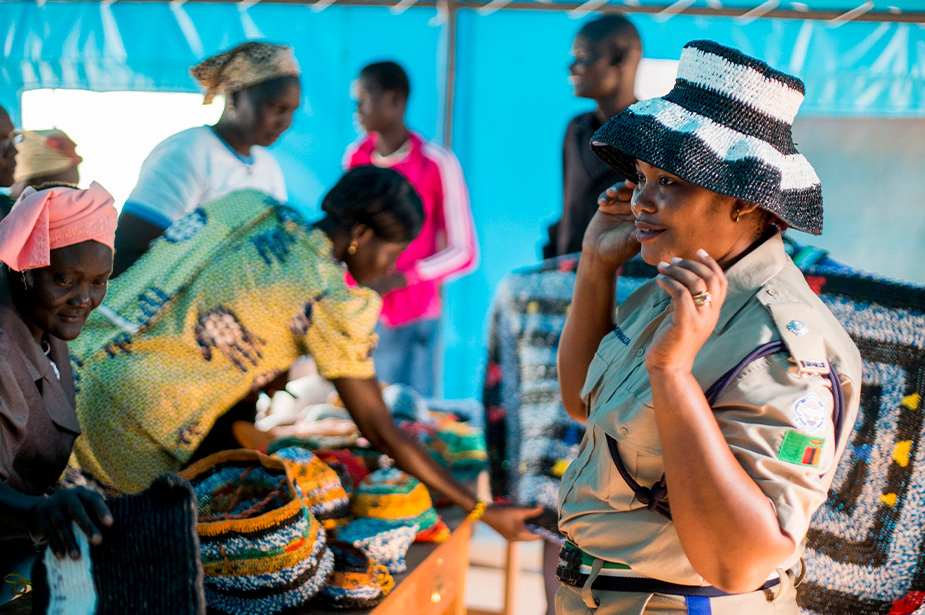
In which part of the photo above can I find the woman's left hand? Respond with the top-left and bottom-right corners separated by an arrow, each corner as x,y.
646,249 -> 727,373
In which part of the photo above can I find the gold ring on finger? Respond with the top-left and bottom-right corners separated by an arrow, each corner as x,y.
691,290 -> 712,307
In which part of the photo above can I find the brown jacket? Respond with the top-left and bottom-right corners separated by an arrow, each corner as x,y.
0,279 -> 80,495
0,276 -> 82,574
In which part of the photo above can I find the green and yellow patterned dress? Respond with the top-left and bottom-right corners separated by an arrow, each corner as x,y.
70,190 -> 381,494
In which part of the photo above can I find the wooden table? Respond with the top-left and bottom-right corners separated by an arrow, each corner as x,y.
307,508 -> 472,615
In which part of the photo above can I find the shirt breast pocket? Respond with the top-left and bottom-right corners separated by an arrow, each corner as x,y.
589,375 -> 667,499
598,363 -> 662,458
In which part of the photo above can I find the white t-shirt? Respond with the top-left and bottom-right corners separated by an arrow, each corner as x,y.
124,126 -> 287,228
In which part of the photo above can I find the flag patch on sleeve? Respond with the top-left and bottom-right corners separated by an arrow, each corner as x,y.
778,429 -> 826,466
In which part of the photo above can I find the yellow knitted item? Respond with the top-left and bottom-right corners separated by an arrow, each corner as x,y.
274,448 -> 352,530
350,480 -> 432,519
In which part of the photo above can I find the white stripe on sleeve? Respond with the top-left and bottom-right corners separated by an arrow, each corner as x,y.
412,141 -> 479,283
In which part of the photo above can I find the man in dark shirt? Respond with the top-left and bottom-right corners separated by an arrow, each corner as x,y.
543,15 -> 642,259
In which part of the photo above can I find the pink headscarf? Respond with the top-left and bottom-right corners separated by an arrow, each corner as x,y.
0,182 -> 118,271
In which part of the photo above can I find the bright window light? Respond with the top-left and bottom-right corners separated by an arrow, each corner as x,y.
21,89 -> 223,209
635,59 -> 679,101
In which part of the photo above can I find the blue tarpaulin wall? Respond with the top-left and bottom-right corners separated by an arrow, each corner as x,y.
2,1 -> 923,398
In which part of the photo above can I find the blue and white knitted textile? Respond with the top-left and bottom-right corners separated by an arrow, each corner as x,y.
795,270 -> 925,615
29,474 -> 205,615
34,524 -> 97,615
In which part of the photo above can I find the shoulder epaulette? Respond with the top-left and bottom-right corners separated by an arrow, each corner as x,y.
756,287 -> 829,376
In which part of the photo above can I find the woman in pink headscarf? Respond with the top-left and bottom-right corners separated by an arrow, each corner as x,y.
0,182 -> 117,602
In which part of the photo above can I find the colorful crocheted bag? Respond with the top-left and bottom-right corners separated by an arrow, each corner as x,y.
179,450 -> 334,615
337,518 -> 419,574
314,541 -> 394,610
30,474 -> 206,615
350,468 -> 450,543
271,446 -> 352,530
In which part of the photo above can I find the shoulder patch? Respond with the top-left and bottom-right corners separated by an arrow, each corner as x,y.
757,289 -> 829,376
793,392 -> 828,434
779,429 -> 826,466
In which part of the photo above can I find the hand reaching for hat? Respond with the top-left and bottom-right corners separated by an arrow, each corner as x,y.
580,179 -> 639,271
597,179 -> 635,215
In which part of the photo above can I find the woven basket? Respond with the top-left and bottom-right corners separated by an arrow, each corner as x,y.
179,450 -> 333,615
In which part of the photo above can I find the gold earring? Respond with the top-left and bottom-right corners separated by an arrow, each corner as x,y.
347,240 -> 358,255
733,207 -> 741,223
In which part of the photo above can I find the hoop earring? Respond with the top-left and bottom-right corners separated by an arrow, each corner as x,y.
733,207 -> 741,223
347,240 -> 358,256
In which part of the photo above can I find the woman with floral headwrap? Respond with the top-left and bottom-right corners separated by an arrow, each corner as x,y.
113,41 -> 301,276
9,129 -> 83,201
0,183 -> 117,602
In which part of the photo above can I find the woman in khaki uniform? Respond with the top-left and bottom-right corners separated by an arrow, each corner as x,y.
555,41 -> 861,614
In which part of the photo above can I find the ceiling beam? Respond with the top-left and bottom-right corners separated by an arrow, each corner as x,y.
63,0 -> 925,24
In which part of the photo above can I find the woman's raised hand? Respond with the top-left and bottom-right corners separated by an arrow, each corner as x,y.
646,249 -> 728,373
582,180 -> 640,270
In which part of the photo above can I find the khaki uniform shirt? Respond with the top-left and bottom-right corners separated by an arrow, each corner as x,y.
558,232 -> 862,586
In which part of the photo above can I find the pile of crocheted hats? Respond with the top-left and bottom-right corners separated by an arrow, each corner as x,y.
350,468 -> 450,543
410,415 -> 489,483
271,445 -> 352,530
179,450 -> 333,615
314,448 -> 371,495
30,474 -> 206,615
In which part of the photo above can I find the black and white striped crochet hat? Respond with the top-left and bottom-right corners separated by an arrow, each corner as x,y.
591,40 -> 823,235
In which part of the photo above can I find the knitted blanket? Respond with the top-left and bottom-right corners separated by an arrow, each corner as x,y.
483,248 -> 925,614
30,474 -> 205,615
483,254 -> 651,532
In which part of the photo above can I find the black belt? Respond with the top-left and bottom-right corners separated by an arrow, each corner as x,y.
555,543 -> 786,598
